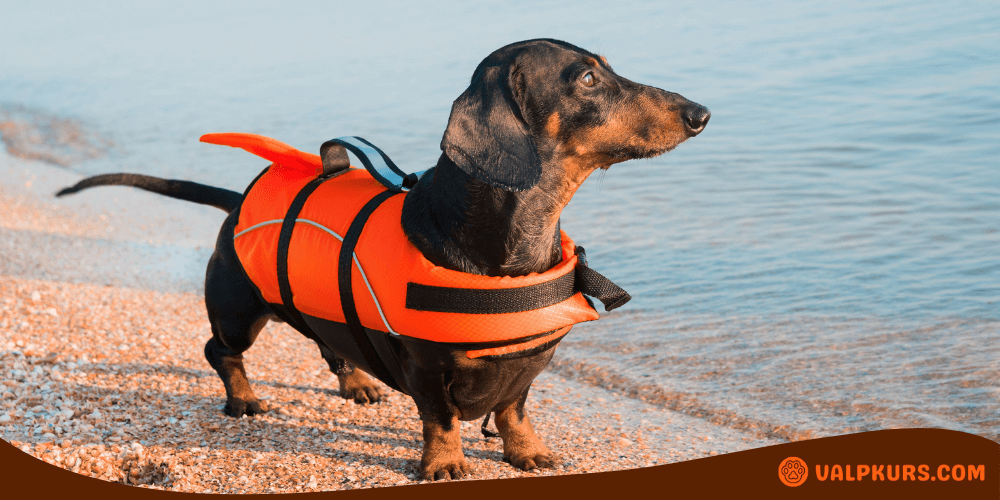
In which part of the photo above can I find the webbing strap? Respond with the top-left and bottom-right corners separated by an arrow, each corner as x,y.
339,190 -> 404,392
325,136 -> 424,192
277,175 -> 331,330
573,246 -> 632,311
405,273 -> 575,314
404,246 -> 631,314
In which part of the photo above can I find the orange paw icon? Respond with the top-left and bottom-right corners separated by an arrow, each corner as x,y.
779,457 -> 808,487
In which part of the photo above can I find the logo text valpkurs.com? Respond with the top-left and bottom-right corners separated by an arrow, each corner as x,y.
813,464 -> 986,482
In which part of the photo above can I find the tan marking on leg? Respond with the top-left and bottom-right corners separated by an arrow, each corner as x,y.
420,416 -> 469,480
494,404 -> 558,470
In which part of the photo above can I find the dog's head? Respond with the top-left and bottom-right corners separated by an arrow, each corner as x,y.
441,39 -> 710,192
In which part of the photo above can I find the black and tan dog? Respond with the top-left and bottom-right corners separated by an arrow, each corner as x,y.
56,39 -> 709,480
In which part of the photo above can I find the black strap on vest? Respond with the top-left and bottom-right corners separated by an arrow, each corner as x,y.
274,174 -> 403,392
405,245 -> 630,314
276,175 -> 331,331
573,246 -> 632,311
338,190 -> 404,393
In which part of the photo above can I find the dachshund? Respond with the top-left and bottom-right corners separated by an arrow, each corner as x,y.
56,38 -> 709,480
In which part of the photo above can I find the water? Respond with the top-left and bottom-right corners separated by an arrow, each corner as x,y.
2,0 -> 998,440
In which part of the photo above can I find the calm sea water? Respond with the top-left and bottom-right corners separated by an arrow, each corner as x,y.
2,1 -> 998,440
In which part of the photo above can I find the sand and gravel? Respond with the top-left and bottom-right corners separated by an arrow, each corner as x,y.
0,151 -> 778,492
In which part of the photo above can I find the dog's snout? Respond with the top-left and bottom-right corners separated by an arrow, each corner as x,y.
682,104 -> 711,136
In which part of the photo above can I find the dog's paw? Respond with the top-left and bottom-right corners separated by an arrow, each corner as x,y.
337,371 -> 384,404
224,397 -> 268,417
503,452 -> 559,471
420,458 -> 470,481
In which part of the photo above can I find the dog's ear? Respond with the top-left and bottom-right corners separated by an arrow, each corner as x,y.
441,62 -> 541,191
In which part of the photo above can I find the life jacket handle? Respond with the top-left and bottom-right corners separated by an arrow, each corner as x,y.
322,136 -> 427,192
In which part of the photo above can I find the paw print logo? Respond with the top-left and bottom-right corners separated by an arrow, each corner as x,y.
779,457 -> 808,487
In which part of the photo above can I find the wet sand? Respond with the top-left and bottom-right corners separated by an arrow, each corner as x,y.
0,151 -> 777,492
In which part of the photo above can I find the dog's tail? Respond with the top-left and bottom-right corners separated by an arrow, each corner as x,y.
56,173 -> 242,213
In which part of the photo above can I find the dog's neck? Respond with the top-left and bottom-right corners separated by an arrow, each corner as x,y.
401,153 -> 586,277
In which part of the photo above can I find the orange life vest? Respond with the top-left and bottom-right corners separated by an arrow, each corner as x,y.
202,133 -> 624,360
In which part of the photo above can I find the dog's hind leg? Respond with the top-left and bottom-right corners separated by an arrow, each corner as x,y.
314,342 -> 385,404
203,213 -> 272,417
204,316 -> 270,417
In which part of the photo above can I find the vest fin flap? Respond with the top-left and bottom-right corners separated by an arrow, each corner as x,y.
201,133 -> 323,175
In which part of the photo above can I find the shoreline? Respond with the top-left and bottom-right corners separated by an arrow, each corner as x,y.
0,151 -> 777,492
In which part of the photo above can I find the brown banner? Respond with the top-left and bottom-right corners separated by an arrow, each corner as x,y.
2,429 -> 996,499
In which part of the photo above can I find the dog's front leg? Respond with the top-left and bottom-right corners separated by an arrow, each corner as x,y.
494,387 -> 558,471
409,373 -> 469,480
420,414 -> 467,480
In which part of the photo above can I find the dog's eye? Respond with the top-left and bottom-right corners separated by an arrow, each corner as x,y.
580,72 -> 595,87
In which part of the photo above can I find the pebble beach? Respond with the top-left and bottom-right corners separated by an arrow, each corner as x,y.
0,150 -> 778,492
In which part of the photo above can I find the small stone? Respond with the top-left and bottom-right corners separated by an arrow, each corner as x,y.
0,415 -> 11,423
31,291 -> 41,302
118,344 -> 130,352
89,410 -> 102,420
45,308 -> 58,317
60,440 -> 71,448
617,438 -> 633,447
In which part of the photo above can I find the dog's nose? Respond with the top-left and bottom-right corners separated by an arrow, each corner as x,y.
683,104 -> 711,136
